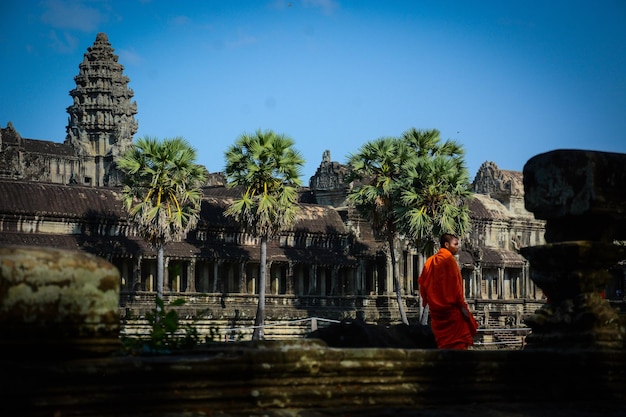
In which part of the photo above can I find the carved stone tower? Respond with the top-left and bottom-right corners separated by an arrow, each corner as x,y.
65,32 -> 138,186
309,150 -> 350,208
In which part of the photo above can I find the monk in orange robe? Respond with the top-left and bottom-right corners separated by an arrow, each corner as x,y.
418,233 -> 478,350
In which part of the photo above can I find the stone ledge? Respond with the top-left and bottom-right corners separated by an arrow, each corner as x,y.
3,340 -> 625,416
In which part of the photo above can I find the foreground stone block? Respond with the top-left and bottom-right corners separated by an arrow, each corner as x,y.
521,149 -> 626,349
523,149 -> 626,242
0,245 -> 120,357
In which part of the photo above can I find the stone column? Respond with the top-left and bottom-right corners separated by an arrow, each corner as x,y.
212,262 -> 220,293
385,254 -> 393,295
163,257 -> 170,293
520,149 -> 626,350
498,267 -> 504,299
406,250 -> 414,294
373,263 -> 379,295
310,265 -> 318,295
133,255 -> 142,291
286,262 -> 294,295
266,261 -> 273,295
238,262 -> 247,294
357,260 -> 365,295
187,259 -> 196,293
471,265 -> 480,299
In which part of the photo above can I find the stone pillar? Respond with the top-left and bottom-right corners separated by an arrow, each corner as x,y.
385,254 -> 393,295
310,265 -> 318,295
238,262 -> 247,294
520,149 -> 626,350
212,262 -> 220,293
266,261 -> 273,294
521,262 -> 528,298
406,250 -> 414,294
472,265 -> 481,299
133,255 -> 142,291
163,257 -> 170,292
187,259 -> 196,293
356,260 -> 365,295
373,263 -> 379,295
286,262 -> 294,295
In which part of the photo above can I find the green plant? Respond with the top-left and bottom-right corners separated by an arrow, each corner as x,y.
121,297 -> 200,355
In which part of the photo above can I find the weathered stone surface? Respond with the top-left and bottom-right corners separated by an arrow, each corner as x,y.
523,149 -> 626,242
2,340 -> 625,416
0,245 -> 120,356
521,149 -> 626,349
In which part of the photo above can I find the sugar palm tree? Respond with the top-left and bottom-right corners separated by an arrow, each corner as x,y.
224,129 -> 304,340
398,128 -> 472,255
347,128 -> 471,325
346,136 -> 411,325
117,136 -> 207,300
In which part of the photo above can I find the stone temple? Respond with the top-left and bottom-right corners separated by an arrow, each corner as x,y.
1,33 -> 624,343
1,33 -> 137,187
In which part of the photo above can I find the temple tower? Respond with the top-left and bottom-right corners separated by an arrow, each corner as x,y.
65,32 -> 138,186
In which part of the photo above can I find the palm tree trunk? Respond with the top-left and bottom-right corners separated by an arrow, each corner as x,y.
157,244 -> 164,300
389,235 -> 409,325
252,236 -> 268,340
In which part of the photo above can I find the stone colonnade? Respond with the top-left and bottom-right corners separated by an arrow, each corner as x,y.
112,246 -> 539,306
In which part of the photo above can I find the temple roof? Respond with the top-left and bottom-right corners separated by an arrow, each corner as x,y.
0,179 -> 124,218
467,194 -> 511,220
0,179 -> 532,267
0,232 -> 356,265
458,247 -> 526,268
21,138 -> 76,157
0,180 -> 348,234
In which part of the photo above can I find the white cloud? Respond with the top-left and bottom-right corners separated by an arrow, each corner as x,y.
117,47 -> 144,67
47,29 -> 80,54
40,0 -> 107,32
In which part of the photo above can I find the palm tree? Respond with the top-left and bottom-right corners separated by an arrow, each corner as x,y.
224,129 -> 304,340
398,128 -> 472,255
346,136 -> 411,325
346,128 -> 472,325
117,136 -> 207,300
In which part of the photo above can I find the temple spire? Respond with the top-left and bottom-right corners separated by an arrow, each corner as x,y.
65,32 -> 138,185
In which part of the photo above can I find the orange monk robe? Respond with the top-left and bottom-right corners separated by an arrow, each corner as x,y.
418,248 -> 478,349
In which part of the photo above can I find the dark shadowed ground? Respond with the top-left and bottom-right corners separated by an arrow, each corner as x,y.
307,319 -> 437,349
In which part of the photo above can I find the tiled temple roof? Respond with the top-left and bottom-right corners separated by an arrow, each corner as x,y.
21,138 -> 76,157
467,194 -> 510,220
0,180 -> 347,231
0,179 -> 530,268
0,179 -> 124,218
0,231 -> 357,265
0,179 -> 357,264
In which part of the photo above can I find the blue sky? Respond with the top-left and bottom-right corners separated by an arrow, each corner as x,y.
2,0 -> 625,183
